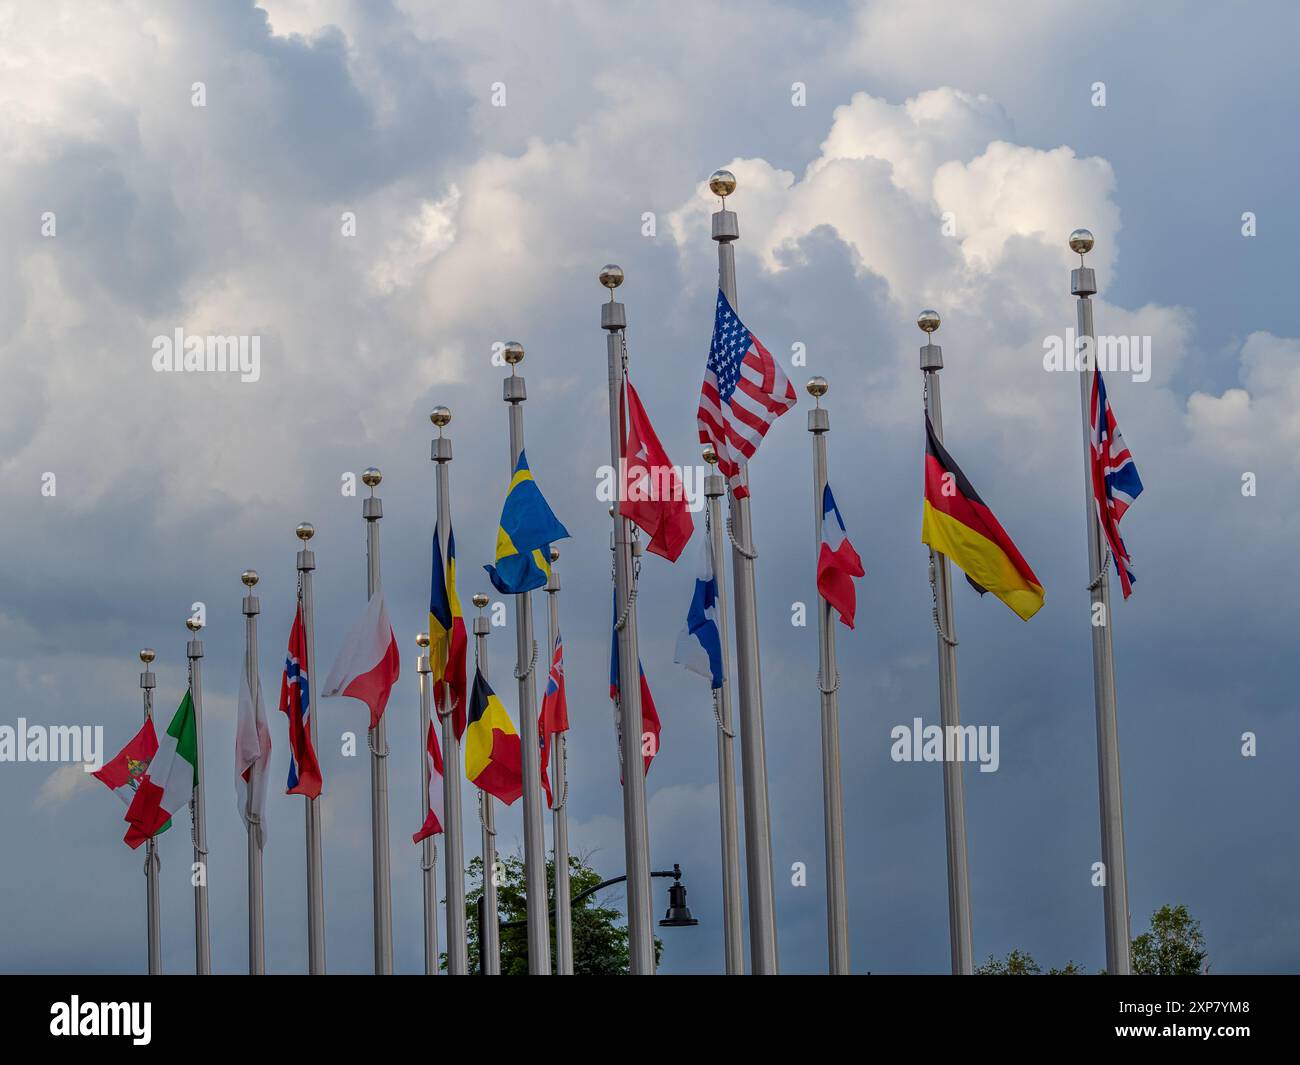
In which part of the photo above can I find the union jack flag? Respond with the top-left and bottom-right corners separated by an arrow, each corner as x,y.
1091,368 -> 1143,598
698,290 -> 796,498
538,631 -> 567,806
279,601 -> 322,798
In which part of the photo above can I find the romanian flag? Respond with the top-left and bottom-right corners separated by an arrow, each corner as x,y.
484,450 -> 570,595
430,522 -> 469,739
465,668 -> 523,805
921,415 -> 1044,621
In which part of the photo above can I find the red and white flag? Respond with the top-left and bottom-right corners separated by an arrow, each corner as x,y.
620,378 -> 694,562
235,649 -> 273,840
322,587 -> 400,730
412,720 -> 445,843
816,483 -> 865,628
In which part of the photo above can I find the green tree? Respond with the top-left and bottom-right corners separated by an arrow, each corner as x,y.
976,950 -> 1082,974
461,853 -> 663,974
1131,904 -> 1208,975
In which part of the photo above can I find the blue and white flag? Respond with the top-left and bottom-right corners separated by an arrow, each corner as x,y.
673,531 -> 724,689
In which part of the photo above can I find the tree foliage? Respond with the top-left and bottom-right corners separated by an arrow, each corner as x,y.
460,853 -> 663,975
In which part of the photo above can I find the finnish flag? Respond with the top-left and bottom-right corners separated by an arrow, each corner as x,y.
674,532 -> 724,689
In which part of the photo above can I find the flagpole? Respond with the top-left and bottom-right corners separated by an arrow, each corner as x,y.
471,593 -> 501,975
185,616 -> 212,975
1068,229 -> 1133,974
806,377 -> 850,974
702,447 -> 745,975
431,406 -> 469,975
709,169 -> 780,973
918,310 -> 975,974
545,547 -> 573,975
500,344 -> 552,975
361,467 -> 395,975
296,521 -> 327,975
597,267 -> 656,974
241,570 -> 266,975
415,632 -> 440,974
138,648 -> 162,976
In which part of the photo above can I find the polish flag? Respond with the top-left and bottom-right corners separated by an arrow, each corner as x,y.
322,587 -> 400,729
817,483 -> 865,628
412,720 -> 445,843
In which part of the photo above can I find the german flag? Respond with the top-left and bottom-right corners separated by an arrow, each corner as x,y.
921,415 -> 1045,621
465,668 -> 523,805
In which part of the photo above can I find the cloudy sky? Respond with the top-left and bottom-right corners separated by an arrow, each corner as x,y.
2,0 -> 1297,975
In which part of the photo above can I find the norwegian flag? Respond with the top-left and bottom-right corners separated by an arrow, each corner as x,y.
279,602 -> 322,798
1091,368 -> 1144,598
538,631 -> 568,806
698,290 -> 796,498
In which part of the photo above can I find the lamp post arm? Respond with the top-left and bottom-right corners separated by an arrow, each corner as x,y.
499,866 -> 683,929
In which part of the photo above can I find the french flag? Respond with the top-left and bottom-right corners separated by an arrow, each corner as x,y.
322,586 -> 401,730
817,483 -> 865,628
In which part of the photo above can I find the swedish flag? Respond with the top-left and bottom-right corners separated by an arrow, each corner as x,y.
484,450 -> 570,594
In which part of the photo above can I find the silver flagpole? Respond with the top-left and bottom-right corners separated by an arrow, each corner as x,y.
806,377 -> 850,973
918,310 -> 975,974
431,406 -> 469,975
241,570 -> 266,975
597,267 -> 656,974
471,593 -> 501,974
545,546 -> 573,975
296,521 -> 327,974
360,467 -> 395,975
1068,229 -> 1132,974
138,648 -> 162,975
702,447 -> 745,975
708,170 -> 779,973
500,343 -> 552,975
415,632 -> 440,974
185,616 -> 212,975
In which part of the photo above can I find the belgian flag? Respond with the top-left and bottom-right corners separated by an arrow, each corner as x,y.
465,668 -> 523,804
921,415 -> 1045,621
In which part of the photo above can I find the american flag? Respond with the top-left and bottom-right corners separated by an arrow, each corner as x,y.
698,290 -> 796,498
1091,368 -> 1143,598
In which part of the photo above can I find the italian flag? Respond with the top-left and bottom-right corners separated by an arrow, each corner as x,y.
124,690 -> 198,850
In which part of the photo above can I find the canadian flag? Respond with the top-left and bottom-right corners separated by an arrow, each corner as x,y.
322,586 -> 400,729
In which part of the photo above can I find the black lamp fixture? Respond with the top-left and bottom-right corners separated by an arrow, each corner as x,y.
659,863 -> 698,927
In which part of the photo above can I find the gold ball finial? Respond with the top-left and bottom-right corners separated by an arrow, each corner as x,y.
709,169 -> 737,199
503,341 -> 525,366
917,309 -> 941,334
430,405 -> 451,429
806,376 -> 828,399
241,569 -> 259,587
549,546 -> 560,563
361,466 -> 382,488
598,264 -> 624,291
295,521 -> 315,542
472,593 -> 490,610
139,648 -> 156,664
415,632 -> 430,649
702,444 -> 718,466
1068,228 -> 1095,256
186,616 -> 203,633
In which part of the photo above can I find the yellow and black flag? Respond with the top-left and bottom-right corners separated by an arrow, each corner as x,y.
921,415 -> 1045,621
464,668 -> 523,805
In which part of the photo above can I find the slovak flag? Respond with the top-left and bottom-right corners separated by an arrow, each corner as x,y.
673,530 -> 724,688
817,483 -> 865,628
538,631 -> 568,806
321,585 -> 401,730
412,720 -> 445,843
279,602 -> 322,799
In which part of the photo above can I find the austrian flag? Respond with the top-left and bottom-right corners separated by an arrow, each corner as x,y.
322,586 -> 400,730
